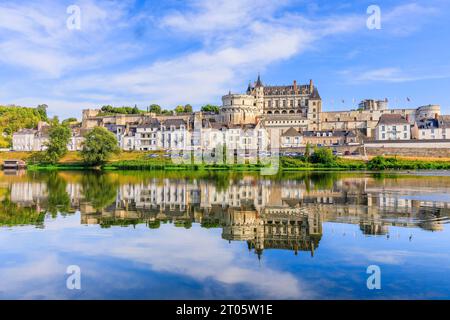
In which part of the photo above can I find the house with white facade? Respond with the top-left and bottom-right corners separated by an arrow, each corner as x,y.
375,114 -> 411,141
411,116 -> 450,140
12,122 -> 50,151
281,127 -> 303,148
134,119 -> 161,151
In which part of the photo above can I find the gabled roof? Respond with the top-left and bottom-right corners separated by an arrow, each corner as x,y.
162,118 -> 187,128
377,114 -> 409,125
282,127 -> 301,137
138,118 -> 160,128
438,115 -> 450,128
15,129 -> 37,135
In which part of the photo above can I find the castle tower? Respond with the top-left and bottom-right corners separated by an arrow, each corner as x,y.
254,74 -> 265,113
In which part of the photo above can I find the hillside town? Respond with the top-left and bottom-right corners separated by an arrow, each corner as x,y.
11,76 -> 450,157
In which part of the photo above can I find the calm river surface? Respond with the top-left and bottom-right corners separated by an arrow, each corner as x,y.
0,170 -> 449,300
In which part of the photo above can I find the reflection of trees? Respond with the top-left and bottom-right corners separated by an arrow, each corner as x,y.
0,190 -> 45,227
81,173 -> 118,210
309,172 -> 338,190
45,172 -> 71,217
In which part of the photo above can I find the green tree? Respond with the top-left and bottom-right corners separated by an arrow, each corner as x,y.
81,127 -> 120,166
175,105 -> 185,114
201,105 -> 220,114
62,117 -> 78,125
0,105 -> 48,148
148,104 -> 162,114
184,104 -> 193,113
44,123 -> 71,164
36,104 -> 48,122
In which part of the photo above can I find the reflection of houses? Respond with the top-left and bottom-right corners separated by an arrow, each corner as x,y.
4,174 -> 450,248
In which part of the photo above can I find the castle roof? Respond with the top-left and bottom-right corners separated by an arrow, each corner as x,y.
263,85 -> 312,96
255,74 -> 263,87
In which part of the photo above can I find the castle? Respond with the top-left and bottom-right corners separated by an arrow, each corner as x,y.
12,75 -> 448,153
221,75 -> 441,139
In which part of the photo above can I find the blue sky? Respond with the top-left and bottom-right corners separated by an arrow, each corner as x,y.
1,0 -> 450,119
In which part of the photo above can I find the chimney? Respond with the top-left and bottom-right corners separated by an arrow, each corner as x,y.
309,79 -> 314,93
293,80 -> 298,93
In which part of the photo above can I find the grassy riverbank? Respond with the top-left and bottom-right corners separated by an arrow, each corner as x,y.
2,151 -> 449,172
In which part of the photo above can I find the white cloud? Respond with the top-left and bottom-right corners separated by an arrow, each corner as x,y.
0,0 -> 136,77
50,0 -> 364,111
382,3 -> 439,36
341,67 -> 450,83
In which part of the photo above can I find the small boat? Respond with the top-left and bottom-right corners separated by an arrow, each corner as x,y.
2,159 -> 27,170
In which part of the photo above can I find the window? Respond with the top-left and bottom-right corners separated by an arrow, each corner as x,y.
382,133 -> 385,139
382,126 -> 385,131
404,133 -> 407,139
404,125 -> 407,131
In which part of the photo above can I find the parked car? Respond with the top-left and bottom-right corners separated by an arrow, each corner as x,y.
344,151 -> 351,156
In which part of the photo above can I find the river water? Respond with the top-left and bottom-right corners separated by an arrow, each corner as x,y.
0,170 -> 449,299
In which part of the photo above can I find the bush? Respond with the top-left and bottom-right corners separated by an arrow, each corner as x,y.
310,147 -> 336,165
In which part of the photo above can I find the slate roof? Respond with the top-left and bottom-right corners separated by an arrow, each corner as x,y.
138,118 -> 160,129
303,130 -> 354,137
377,114 -> 409,125
162,119 -> 187,128
281,127 -> 301,137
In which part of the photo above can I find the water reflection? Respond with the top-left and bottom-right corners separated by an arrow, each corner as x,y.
2,171 -> 449,259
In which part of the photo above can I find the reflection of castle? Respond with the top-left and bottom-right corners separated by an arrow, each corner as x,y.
3,174 -> 450,255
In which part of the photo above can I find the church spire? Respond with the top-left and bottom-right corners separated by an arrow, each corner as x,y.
255,73 -> 263,87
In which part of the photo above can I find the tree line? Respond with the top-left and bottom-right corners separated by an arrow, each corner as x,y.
99,104 -> 221,116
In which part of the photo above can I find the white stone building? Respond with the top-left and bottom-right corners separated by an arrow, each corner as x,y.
280,127 -> 303,148
411,116 -> 450,140
375,114 -> 411,141
12,122 -> 50,151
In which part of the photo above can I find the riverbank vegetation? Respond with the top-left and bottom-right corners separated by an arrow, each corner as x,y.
24,155 -> 450,172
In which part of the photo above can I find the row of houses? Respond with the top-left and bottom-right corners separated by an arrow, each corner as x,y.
12,116 -> 272,153
12,122 -> 86,152
373,114 -> 450,141
11,112 -> 450,153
